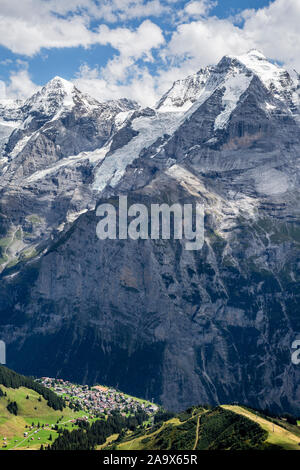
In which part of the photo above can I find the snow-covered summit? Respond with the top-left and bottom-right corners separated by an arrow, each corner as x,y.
2,50 -> 300,192
157,49 -> 300,132
156,67 -> 212,112
230,49 -> 293,100
22,76 -> 78,120
157,49 -> 299,119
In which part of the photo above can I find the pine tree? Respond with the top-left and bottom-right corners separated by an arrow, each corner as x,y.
7,401 -> 18,415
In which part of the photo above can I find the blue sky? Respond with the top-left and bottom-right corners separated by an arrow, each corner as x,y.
0,0 -> 298,106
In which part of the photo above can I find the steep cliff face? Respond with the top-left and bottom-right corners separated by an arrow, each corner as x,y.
0,51 -> 299,413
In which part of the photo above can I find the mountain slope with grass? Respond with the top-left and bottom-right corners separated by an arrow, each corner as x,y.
222,405 -> 300,451
103,406 -> 300,451
0,385 -> 88,450
1,367 -> 299,451
0,366 -> 156,450
0,366 -> 90,450
0,365 -> 64,410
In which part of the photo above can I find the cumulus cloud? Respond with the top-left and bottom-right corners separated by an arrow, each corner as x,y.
0,0 -> 94,55
74,63 -> 158,106
73,0 -> 300,107
73,19 -> 164,105
183,0 -> 217,19
98,20 -> 164,61
0,67 -> 40,100
0,0 -> 170,56
2,0 -> 300,108
0,82 -> 6,100
94,0 -> 169,22
242,0 -> 300,69
165,18 -> 251,71
73,20 -> 164,106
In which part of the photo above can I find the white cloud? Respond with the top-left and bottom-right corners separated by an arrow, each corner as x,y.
74,63 -> 158,106
183,0 -> 217,18
0,82 -> 6,99
0,0 -> 94,55
164,17 -> 252,72
98,0 -> 169,22
73,19 -> 164,105
2,0 -> 300,110
4,68 -> 40,100
242,0 -> 300,69
0,0 -> 169,56
96,20 -> 164,82
0,60 -> 39,100
97,20 -> 164,61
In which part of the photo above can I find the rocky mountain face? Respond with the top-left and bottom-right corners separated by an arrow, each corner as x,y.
0,98 -> 24,157
0,50 -> 299,414
156,66 -> 212,112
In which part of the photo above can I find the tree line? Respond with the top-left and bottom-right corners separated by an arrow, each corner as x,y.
46,408 -> 148,450
0,366 -> 64,411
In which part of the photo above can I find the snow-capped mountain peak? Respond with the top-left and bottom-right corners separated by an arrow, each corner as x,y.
2,49 -> 300,188
22,76 -> 77,119
156,50 -> 288,117
230,49 -> 294,100
156,67 -> 212,112
162,49 -> 299,133
49,75 -> 74,89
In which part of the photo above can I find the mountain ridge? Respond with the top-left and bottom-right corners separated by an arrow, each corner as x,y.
0,50 -> 299,414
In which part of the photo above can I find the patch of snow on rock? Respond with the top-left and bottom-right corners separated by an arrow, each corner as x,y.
214,73 -> 252,130
9,135 -> 31,159
26,146 -> 109,183
236,49 -> 291,99
93,112 -> 182,192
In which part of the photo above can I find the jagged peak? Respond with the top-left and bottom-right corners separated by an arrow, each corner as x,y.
41,76 -> 75,95
156,67 -> 212,112
213,49 -> 294,100
22,75 -> 77,118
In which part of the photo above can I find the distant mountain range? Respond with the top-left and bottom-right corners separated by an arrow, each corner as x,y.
0,49 -> 299,414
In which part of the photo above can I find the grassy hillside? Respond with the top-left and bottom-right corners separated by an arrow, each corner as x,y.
1,365 -> 299,451
103,406 -> 300,451
0,385 -> 87,450
222,405 -> 300,451
0,365 -> 64,410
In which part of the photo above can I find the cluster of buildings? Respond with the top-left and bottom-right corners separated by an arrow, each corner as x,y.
37,377 -> 158,417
